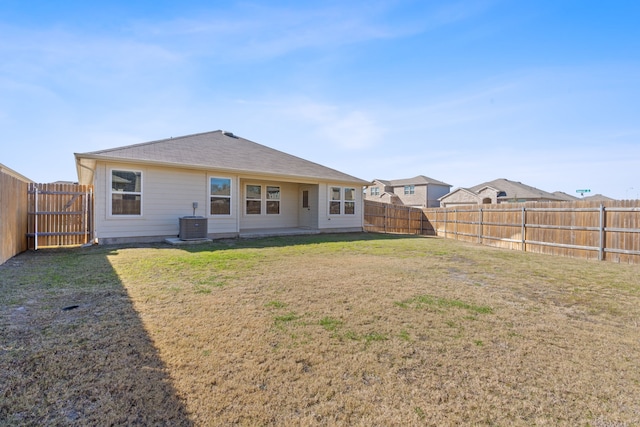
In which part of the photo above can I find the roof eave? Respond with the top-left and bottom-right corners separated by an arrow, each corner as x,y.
73,153 -> 369,186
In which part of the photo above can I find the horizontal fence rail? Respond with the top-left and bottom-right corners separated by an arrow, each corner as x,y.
364,201 -> 428,235
364,199 -> 640,264
27,183 -> 94,249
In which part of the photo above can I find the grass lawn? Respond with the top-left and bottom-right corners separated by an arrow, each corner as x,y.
2,233 -> 640,426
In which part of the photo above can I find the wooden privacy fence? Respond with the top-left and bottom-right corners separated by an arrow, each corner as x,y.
27,183 -> 94,249
423,200 -> 640,264
364,200 -> 432,235
364,200 -> 640,264
1,164 -> 30,264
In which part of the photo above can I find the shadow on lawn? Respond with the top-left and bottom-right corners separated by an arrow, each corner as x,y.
179,231 -> 428,254
0,248 -> 193,426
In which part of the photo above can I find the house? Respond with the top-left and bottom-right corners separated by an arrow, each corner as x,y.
583,194 -> 615,202
552,191 -> 580,202
74,130 -> 369,244
365,175 -> 452,208
439,178 -> 568,207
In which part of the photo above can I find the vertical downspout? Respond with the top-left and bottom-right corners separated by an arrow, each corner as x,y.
236,177 -> 241,236
360,186 -> 365,233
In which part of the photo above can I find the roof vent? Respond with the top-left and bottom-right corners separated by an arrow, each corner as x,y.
222,131 -> 238,138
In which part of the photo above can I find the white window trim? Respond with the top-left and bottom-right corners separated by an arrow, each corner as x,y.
109,168 -> 143,218
209,176 -> 233,216
244,183 -> 281,216
329,186 -> 342,216
344,187 -> 356,215
265,185 -> 281,216
328,186 -> 356,216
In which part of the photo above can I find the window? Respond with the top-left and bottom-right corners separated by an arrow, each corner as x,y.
370,186 -> 380,196
246,184 -> 281,215
330,187 -> 341,215
344,188 -> 355,215
329,186 -> 356,215
266,186 -> 280,214
210,177 -> 231,215
246,185 -> 262,215
404,185 -> 415,195
111,170 -> 142,215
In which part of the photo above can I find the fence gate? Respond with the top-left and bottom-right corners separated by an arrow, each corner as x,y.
27,183 -> 94,249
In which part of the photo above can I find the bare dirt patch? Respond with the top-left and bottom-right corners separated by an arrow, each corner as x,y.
2,234 -> 640,425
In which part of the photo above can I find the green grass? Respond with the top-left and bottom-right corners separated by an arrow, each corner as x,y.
265,300 -> 287,309
319,316 -> 343,331
3,233 -> 640,426
396,294 -> 493,314
274,312 -> 298,323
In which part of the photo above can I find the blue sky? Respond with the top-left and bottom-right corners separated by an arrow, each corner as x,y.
1,1 -> 639,199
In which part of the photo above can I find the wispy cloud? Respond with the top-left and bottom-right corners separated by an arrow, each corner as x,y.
428,0 -> 497,27
124,0 -> 494,61
282,99 -> 386,149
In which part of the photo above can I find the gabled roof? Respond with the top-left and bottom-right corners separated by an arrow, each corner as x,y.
552,191 -> 580,201
375,175 -> 451,187
583,193 -> 615,202
469,178 -> 564,201
438,187 -> 477,201
75,130 -> 368,185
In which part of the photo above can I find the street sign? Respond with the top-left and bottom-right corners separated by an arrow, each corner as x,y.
576,189 -> 591,196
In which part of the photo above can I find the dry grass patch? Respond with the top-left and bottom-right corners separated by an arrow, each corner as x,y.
2,233 -> 640,425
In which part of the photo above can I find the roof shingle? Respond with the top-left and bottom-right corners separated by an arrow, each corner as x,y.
76,130 -> 368,184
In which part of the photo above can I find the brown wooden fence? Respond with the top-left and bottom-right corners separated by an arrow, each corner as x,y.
27,183 -> 94,249
0,164 -> 31,264
364,200 -> 431,235
364,199 -> 640,264
425,200 -> 640,264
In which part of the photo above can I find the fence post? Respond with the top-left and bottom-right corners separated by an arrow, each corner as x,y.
521,206 -> 526,252
443,209 -> 447,238
34,185 -> 39,251
384,203 -> 387,234
454,209 -> 458,240
598,204 -> 605,261
478,208 -> 483,244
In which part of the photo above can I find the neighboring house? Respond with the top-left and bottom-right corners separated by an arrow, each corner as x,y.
75,130 -> 369,244
439,178 -> 568,207
365,175 -> 452,208
552,191 -> 580,202
583,194 -> 615,202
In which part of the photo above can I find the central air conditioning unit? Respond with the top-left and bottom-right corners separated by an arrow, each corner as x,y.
179,216 -> 208,240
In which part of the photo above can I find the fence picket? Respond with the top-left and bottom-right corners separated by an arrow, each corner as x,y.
364,199 -> 640,264
27,183 -> 94,249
